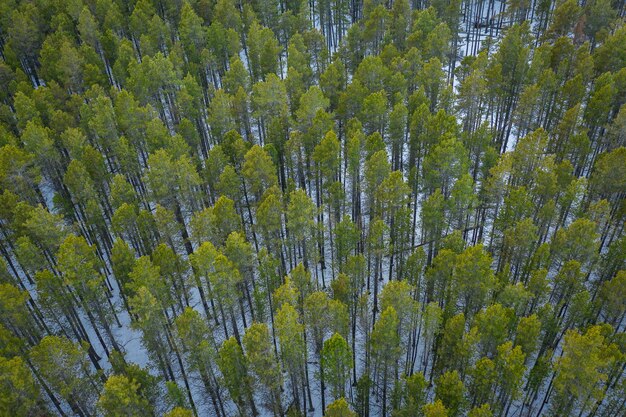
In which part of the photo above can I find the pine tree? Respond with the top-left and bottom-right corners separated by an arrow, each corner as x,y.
435,370 -> 465,417
325,397 -> 357,417
551,325 -> 619,415
275,302 -> 308,412
243,322 -> 283,416
218,336 -> 257,416
371,307 -> 401,417
0,3 -> 624,417
98,374 -> 153,417
321,332 -> 352,401
0,355 -> 46,416
423,400 -> 449,417
175,307 -> 224,416
30,336 -> 101,417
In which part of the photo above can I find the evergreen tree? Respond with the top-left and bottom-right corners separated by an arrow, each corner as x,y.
0,3 -> 624,417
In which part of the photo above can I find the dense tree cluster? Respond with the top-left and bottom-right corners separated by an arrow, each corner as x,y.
0,0 -> 625,416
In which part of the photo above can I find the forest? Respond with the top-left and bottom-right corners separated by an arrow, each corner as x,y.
0,0 -> 625,416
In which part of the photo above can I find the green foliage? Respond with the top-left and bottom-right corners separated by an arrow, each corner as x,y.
0,356 -> 44,416
0,3 -> 623,417
243,323 -> 283,415
552,325 -> 619,415
98,375 -> 153,417
325,397 -> 357,417
218,336 -> 255,415
321,332 -> 352,400
423,400 -> 449,417
435,370 -> 465,417
30,336 -> 99,416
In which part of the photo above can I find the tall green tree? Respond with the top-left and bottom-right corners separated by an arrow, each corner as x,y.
243,323 -> 283,417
